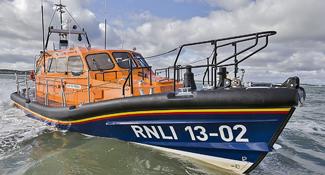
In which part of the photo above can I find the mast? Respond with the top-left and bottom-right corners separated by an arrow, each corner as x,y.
44,1 -> 92,50
55,0 -> 66,47
59,0 -> 63,30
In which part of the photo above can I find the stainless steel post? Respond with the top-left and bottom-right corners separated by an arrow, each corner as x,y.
34,78 -> 37,101
60,79 -> 66,107
149,67 -> 152,85
25,73 -> 29,100
87,70 -> 91,103
45,80 -> 49,106
15,73 -> 19,94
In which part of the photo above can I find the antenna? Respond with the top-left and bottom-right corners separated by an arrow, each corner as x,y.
44,0 -> 92,50
58,0 -> 64,30
104,0 -> 107,49
105,18 -> 107,49
41,0 -> 46,73
55,0 -> 66,47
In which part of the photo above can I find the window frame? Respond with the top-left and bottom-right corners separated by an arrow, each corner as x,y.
132,52 -> 150,68
55,57 -> 68,73
112,52 -> 137,69
85,53 -> 115,71
67,56 -> 84,73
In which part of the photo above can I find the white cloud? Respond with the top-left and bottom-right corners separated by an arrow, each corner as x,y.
112,0 -> 325,84
205,0 -> 251,10
0,0 -> 324,85
0,0 -> 100,67
175,0 -> 252,10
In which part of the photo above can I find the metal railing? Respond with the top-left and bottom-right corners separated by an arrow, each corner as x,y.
15,73 -> 34,101
122,59 -> 153,96
169,31 -> 276,91
36,77 -> 69,106
154,65 -> 183,82
15,65 -> 154,106
16,32 -> 276,106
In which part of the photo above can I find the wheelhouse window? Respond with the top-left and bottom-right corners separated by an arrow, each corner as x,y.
56,57 -> 68,73
46,57 -> 69,73
133,53 -> 149,68
86,53 -> 114,71
112,52 -> 136,69
68,56 -> 83,73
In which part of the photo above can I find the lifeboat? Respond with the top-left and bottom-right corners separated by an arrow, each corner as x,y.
11,2 -> 305,174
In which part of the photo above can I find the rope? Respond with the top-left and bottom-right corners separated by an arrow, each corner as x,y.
63,7 -> 82,29
144,47 -> 179,59
48,7 -> 57,27
188,58 -> 207,65
188,49 -> 215,65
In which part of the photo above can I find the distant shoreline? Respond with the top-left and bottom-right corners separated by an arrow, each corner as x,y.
0,69 -> 30,75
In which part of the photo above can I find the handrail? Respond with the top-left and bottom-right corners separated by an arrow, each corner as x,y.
121,65 -> 153,96
170,31 -> 276,91
24,31 -> 276,105
215,34 -> 259,66
202,57 -> 210,85
183,36 -> 269,84
34,64 -> 153,105
122,71 -> 132,96
16,61 -> 152,106
218,36 -> 269,67
122,59 -> 134,96
155,66 -> 173,79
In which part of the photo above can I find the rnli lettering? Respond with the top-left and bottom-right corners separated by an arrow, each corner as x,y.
131,124 -> 249,142
131,125 -> 178,140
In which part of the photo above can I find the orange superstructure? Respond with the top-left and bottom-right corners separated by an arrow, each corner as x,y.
34,47 -> 182,106
26,2 -> 182,107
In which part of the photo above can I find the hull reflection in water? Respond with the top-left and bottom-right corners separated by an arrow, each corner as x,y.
20,132 -> 235,175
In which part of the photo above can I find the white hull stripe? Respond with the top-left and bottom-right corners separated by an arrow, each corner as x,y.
133,143 -> 253,174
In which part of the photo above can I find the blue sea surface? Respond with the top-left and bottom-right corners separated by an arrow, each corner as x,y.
0,75 -> 324,175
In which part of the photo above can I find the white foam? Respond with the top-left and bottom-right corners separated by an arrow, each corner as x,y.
0,78 -> 50,159
273,143 -> 282,150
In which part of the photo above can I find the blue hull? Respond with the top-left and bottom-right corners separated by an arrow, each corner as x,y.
22,107 -> 294,174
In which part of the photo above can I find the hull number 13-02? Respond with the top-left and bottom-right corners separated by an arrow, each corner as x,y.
185,125 -> 249,142
131,124 -> 249,142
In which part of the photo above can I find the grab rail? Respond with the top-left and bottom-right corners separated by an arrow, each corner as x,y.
122,59 -> 134,96
15,73 -> 34,101
171,31 -> 276,91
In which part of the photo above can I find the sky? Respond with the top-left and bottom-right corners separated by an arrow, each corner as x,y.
0,0 -> 324,85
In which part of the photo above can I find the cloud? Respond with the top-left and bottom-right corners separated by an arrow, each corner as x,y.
0,0 -> 100,69
205,0 -> 252,10
0,0 -> 324,85
175,0 -> 252,10
122,0 -> 325,51
111,0 -> 325,84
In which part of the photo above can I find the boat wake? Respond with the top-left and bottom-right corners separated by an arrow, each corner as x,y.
0,78 -> 50,160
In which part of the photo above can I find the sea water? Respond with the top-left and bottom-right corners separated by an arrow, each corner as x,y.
0,75 -> 324,175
